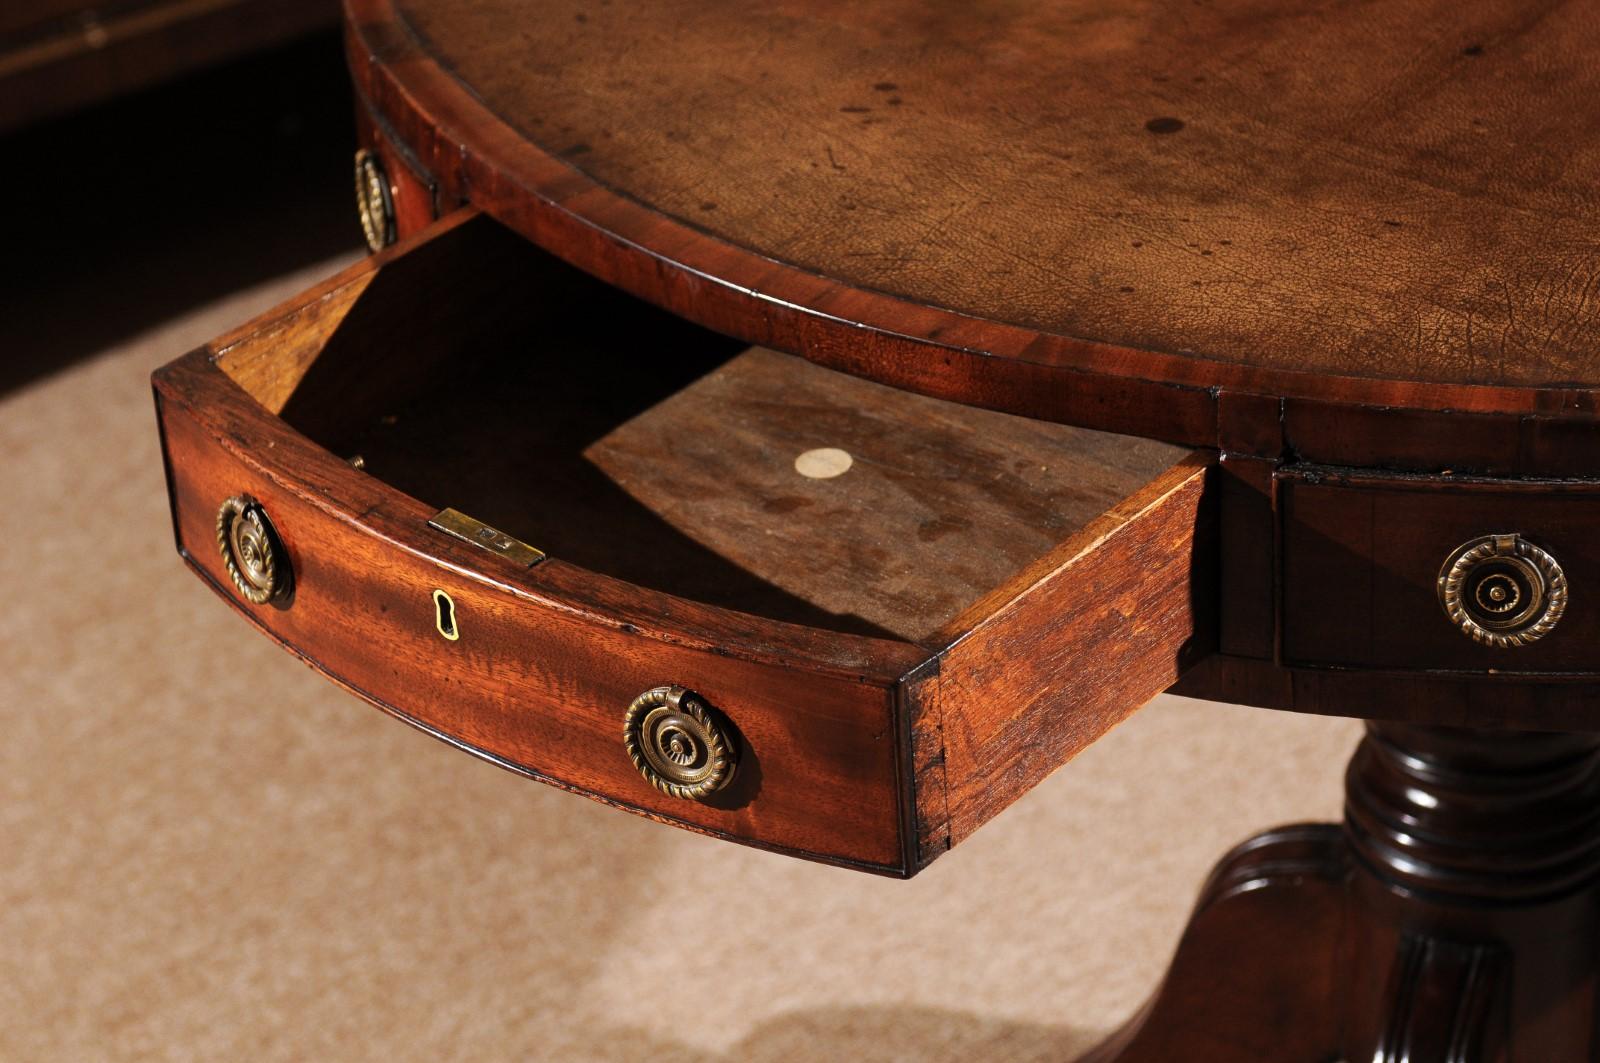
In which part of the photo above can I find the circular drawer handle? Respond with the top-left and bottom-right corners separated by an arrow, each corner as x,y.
216,495 -> 290,605
1438,533 -> 1566,647
624,686 -> 738,801
353,148 -> 396,253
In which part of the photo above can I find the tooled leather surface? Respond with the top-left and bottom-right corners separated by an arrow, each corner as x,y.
395,0 -> 1600,390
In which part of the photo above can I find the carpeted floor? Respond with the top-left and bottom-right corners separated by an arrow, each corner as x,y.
0,35 -> 1362,1062
0,256 -> 1360,1060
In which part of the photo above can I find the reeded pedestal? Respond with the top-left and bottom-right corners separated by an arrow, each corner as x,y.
1084,723 -> 1600,1062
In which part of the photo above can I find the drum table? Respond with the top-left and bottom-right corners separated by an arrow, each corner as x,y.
152,2 -> 1600,1058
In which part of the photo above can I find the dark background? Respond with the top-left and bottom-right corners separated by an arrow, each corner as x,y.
1,29 -> 360,395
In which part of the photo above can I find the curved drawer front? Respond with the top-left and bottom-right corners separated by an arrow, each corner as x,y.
152,211 -> 1216,876
156,361 -> 914,873
1280,468 -> 1600,676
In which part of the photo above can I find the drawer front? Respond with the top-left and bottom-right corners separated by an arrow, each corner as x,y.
155,367 -> 911,874
152,212 -> 1218,876
1281,469 -> 1600,675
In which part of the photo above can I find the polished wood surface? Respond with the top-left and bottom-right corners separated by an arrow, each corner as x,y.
153,210 -> 1213,874
345,0 -> 1600,469
354,105 -> 437,238
1174,653 -> 1600,734
927,461 -> 1214,849
1085,723 -> 1600,1062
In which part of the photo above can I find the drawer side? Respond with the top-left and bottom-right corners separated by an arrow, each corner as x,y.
924,454 -> 1217,850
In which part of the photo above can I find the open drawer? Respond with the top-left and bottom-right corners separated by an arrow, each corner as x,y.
153,211 -> 1216,877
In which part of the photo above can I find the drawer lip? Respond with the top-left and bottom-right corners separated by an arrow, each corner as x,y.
1277,464 -> 1600,494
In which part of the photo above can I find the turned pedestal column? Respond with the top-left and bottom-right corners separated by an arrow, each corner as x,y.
1086,722 -> 1600,1063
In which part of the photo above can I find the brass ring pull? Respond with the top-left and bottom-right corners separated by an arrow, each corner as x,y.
216,495 -> 290,605
1438,533 -> 1566,647
354,148 -> 396,252
623,686 -> 738,801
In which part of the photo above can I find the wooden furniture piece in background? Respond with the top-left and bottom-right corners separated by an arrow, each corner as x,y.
0,0 -> 336,131
153,1 -> 1600,1058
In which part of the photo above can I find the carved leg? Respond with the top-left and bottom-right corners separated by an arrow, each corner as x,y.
1082,723 -> 1600,1063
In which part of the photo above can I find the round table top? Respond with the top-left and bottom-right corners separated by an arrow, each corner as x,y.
351,0 -> 1600,461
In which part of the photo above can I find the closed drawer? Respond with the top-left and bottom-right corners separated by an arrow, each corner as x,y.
153,211 -> 1216,876
1281,467 -> 1600,676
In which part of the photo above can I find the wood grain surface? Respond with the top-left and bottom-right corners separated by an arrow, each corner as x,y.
393,0 -> 1600,388
355,102 -> 438,240
157,350 -> 922,873
343,0 -> 1600,470
582,348 -> 1187,643
1172,653 -> 1600,732
927,455 -> 1215,851
154,211 -> 1217,872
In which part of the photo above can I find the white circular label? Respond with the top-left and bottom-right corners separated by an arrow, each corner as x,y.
794,447 -> 853,479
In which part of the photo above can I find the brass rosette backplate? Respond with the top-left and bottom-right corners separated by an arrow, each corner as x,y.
1438,533 -> 1566,648
216,494 -> 290,606
353,148 -> 396,253
623,686 -> 738,801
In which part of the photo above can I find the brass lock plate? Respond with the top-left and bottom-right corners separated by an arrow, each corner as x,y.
427,508 -> 546,568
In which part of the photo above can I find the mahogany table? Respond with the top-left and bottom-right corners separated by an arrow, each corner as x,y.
153,2 -> 1600,1058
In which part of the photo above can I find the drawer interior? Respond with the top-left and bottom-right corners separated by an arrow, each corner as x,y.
215,215 -> 1190,647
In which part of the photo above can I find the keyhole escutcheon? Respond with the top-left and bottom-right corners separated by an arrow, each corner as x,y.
433,589 -> 459,641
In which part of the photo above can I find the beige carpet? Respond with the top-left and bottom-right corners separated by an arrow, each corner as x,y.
0,258 -> 1361,1061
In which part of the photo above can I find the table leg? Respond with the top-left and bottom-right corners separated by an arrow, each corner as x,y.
1081,722 -> 1600,1062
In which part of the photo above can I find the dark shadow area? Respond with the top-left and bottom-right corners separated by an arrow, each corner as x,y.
0,29 -> 360,395
275,230 -> 901,641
